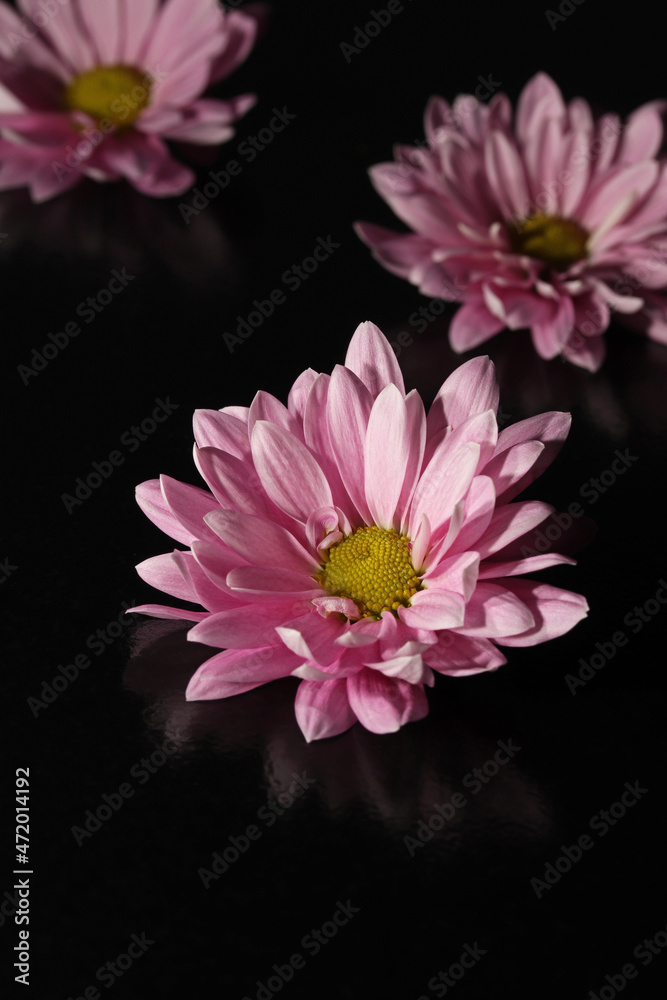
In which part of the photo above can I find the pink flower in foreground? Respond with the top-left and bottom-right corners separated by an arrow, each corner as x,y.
131,321 -> 588,742
356,73 -> 667,371
0,0 -> 263,201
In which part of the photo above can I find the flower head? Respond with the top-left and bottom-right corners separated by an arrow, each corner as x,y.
131,322 -> 588,741
356,73 -> 667,370
0,0 -> 263,201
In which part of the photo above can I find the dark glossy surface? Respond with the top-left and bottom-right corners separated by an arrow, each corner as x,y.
5,2 -> 667,997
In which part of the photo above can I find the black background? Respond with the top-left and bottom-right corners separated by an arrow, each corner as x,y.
4,1 -> 667,997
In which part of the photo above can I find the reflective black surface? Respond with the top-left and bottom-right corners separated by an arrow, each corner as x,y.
5,2 -> 667,997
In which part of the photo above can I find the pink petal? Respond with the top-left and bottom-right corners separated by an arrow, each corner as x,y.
482,440 -> 545,500
294,678 -> 357,742
288,368 -> 319,421
618,101 -> 665,164
344,321 -> 405,397
581,161 -> 660,232
194,447 -> 290,527
491,412 -> 571,503
157,96 -> 256,143
428,355 -> 499,438
209,6 -> 265,82
174,549 -> 237,613
516,73 -> 566,145
249,389 -> 304,440
190,539 -> 247,594
187,602 -> 304,650
484,129 -> 530,219
303,375 -> 355,522
251,421 -> 333,522
399,589 -> 466,630
425,632 -> 507,675
455,582 -> 535,638
127,603 -> 206,623
364,384 -> 410,529
479,553 -> 576,579
136,479 -> 194,546
119,0 -> 160,64
449,302 -> 507,353
396,389 -> 427,517
366,651 -> 433,686
276,611 -> 344,666
186,644 -> 298,700
424,551 -> 480,602
76,0 -> 123,65
159,474 -> 220,544
346,670 -> 429,734
495,579 -> 589,646
192,409 -> 250,457
326,365 -> 373,523
96,133 -> 194,197
434,408 -> 498,474
444,476 -> 497,557
226,565 -> 321,599
355,220 -> 436,281
135,551 -> 197,602
409,440 -> 480,536
476,501 -> 554,559
205,509 -> 316,575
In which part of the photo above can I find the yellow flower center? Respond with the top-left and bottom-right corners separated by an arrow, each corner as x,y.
509,213 -> 589,270
317,525 -> 423,620
64,64 -> 152,129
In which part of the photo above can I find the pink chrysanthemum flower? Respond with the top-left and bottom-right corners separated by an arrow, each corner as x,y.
130,322 -> 588,742
356,73 -> 667,371
0,0 -> 262,201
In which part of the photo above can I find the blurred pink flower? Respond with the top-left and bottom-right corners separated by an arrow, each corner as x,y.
356,73 -> 667,370
0,0 -> 263,201
131,322 -> 587,742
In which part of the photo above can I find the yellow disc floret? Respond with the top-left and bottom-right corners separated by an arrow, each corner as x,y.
64,65 -> 151,129
509,213 -> 589,270
317,525 -> 423,620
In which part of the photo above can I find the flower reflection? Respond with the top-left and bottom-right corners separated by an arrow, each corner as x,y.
0,181 -> 242,288
124,616 -> 553,840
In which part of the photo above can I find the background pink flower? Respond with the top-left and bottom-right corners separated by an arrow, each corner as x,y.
131,321 -> 588,742
0,0 -> 264,200
356,73 -> 667,371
